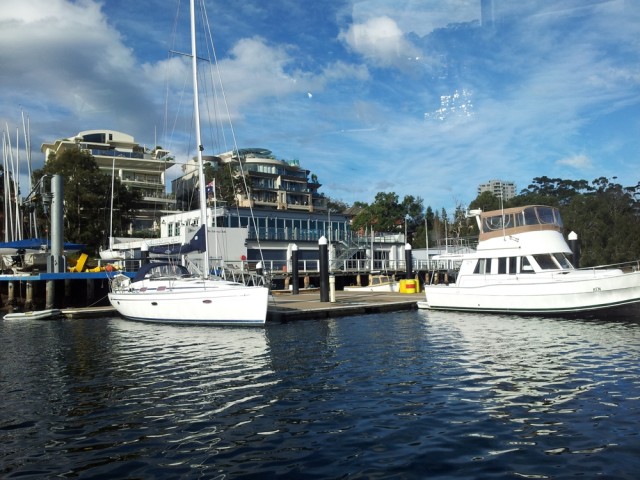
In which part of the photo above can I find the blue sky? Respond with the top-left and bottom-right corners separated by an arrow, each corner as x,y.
1,0 -> 639,213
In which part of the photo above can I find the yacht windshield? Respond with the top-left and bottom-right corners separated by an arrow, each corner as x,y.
533,254 -> 561,270
521,206 -> 563,228
553,252 -> 574,269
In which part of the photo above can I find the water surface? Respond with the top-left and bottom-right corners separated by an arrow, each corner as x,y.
2,310 -> 639,478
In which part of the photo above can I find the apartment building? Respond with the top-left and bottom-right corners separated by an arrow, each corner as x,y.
477,179 -> 517,201
41,130 -> 177,233
172,147 -> 327,213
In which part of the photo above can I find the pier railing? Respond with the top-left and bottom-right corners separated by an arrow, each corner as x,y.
113,257 -> 453,276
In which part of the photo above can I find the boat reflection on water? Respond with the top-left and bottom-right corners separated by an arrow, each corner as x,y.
107,318 -> 277,415
418,309 -> 640,441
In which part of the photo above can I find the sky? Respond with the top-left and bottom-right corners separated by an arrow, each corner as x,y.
1,0 -> 639,213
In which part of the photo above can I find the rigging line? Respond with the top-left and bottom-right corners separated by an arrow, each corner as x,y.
198,2 -> 233,182
200,1 -> 267,268
162,0 -> 195,180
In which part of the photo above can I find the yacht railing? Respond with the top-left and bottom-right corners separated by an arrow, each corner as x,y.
577,259 -> 640,274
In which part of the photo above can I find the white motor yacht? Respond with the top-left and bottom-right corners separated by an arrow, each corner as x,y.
420,205 -> 640,314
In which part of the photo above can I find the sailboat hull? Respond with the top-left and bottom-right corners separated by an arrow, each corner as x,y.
109,278 -> 269,326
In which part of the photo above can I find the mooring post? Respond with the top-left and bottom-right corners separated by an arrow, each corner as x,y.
48,174 -> 66,273
45,280 -> 55,309
65,279 -> 72,306
25,281 -> 34,310
329,275 -> 336,303
405,243 -> 413,279
568,231 -> 581,268
7,281 -> 16,310
87,279 -> 95,304
319,236 -> 329,302
291,244 -> 299,295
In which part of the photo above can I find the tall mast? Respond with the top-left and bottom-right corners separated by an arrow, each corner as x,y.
109,155 -> 115,250
190,0 -> 210,277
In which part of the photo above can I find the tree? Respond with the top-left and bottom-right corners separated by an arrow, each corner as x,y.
326,197 -> 350,213
350,192 -> 423,237
204,161 -> 239,206
468,191 -> 501,212
33,147 -> 140,255
401,194 -> 425,243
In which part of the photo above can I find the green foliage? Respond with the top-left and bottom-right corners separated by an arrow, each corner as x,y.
469,191 -> 502,212
33,147 -> 140,255
204,161 -> 238,206
351,192 -> 424,241
326,197 -> 350,213
551,178 -> 640,266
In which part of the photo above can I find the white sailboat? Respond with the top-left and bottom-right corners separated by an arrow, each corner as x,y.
108,0 -> 269,326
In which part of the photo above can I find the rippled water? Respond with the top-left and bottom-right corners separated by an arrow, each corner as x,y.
2,310 -> 640,479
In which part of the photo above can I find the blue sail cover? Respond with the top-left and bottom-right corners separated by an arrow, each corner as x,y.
0,238 -> 84,251
147,225 -> 206,256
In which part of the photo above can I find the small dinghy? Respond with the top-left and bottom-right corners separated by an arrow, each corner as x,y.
3,309 -> 62,320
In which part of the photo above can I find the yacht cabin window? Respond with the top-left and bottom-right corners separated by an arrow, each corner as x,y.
520,256 -> 534,273
509,256 -> 517,274
497,257 -> 507,274
473,258 -> 487,274
474,256 -> 520,275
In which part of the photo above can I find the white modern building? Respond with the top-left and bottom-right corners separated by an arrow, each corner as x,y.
41,130 -> 177,233
172,147 -> 327,213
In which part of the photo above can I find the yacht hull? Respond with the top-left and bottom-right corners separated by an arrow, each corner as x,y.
423,270 -> 640,314
109,279 -> 269,326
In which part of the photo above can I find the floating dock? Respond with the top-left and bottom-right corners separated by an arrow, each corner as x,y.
266,290 -> 420,321
36,291 -> 421,321
1,271 -> 421,321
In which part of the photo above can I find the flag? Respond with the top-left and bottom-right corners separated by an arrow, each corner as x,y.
206,179 -> 215,197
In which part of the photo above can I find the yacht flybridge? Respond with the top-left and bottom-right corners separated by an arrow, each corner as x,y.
420,205 -> 640,315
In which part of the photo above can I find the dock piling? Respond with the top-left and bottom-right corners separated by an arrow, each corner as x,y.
25,281 -> 34,310
45,280 -> 55,309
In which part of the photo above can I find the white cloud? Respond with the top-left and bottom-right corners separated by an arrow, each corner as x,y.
338,16 -> 422,68
0,0 -> 154,140
347,0 -> 479,36
557,154 -> 593,169
322,61 -> 370,83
